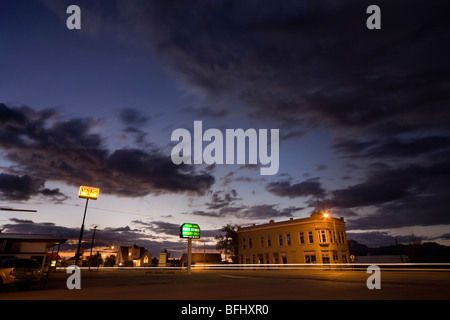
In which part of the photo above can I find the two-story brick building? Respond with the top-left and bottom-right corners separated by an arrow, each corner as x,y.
237,211 -> 349,265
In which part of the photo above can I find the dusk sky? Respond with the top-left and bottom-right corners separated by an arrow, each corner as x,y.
1,0 -> 449,258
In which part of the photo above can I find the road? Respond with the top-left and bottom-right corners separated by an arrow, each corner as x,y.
1,268 -> 449,300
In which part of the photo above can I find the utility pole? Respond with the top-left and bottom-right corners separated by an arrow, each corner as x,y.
89,226 -> 97,270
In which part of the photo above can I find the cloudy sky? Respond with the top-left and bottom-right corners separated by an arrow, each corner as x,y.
1,0 -> 449,257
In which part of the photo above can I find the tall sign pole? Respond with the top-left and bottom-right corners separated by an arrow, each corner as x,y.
75,186 -> 99,266
187,238 -> 192,275
180,223 -> 200,275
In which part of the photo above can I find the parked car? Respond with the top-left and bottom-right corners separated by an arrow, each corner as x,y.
0,258 -> 42,290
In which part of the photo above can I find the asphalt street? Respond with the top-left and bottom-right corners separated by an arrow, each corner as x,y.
1,268 -> 449,300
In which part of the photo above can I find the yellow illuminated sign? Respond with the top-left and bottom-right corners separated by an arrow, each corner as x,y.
78,186 -> 100,200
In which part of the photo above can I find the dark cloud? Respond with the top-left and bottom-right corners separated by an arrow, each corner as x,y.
241,204 -> 302,220
346,231 -> 418,248
0,103 -> 215,198
280,128 -> 307,141
0,173 -> 68,202
10,1 -> 450,240
186,204 -> 302,220
130,0 -> 450,134
181,105 -> 229,118
266,179 -> 325,198
131,220 -> 221,239
330,159 -> 450,229
3,218 -> 79,242
131,220 -> 180,237
127,0 -> 449,232
205,189 -> 241,210
348,192 -> 450,230
332,136 -> 450,159
119,108 -> 149,126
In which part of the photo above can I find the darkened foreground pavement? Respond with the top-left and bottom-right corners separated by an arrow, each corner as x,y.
1,268 -> 449,300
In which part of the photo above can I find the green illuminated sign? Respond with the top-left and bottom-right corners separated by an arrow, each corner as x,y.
180,223 -> 200,239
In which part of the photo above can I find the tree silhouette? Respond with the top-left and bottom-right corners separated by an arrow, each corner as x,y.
215,224 -> 240,263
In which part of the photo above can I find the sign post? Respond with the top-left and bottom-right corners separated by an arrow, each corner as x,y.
75,186 -> 99,266
187,238 -> 192,275
180,223 -> 200,275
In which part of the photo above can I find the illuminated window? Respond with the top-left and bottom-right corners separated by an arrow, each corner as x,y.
318,230 -> 328,243
143,256 -> 148,264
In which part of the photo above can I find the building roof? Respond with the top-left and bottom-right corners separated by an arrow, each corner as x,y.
238,212 -> 345,233
117,245 -> 151,260
0,233 -> 67,244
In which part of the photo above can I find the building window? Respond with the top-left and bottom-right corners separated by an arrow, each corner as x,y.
318,229 -> 328,243
299,232 -> 305,245
258,254 -> 264,264
308,231 -> 314,244
260,236 -> 264,248
278,234 -> 283,246
332,251 -> 338,262
242,238 -> 246,249
337,232 -> 345,244
286,233 -> 291,246
267,235 -> 272,247
305,251 -> 316,263
273,252 -> 279,264
249,237 -> 253,249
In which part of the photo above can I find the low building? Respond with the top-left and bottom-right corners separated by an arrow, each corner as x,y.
237,211 -> 349,265
115,244 -> 152,267
0,233 -> 67,273
180,253 -> 222,266
354,255 -> 409,264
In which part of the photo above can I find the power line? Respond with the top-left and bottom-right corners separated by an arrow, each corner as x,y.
0,207 -> 37,212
